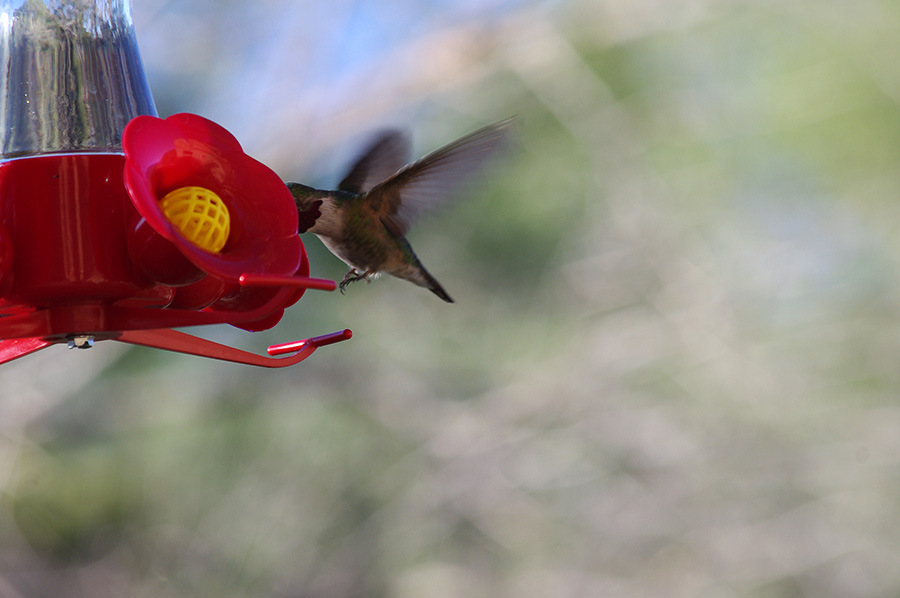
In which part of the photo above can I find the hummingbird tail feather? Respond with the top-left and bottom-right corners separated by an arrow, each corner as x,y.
421,270 -> 454,303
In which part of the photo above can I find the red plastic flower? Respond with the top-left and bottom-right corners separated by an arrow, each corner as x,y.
122,113 -> 305,330
123,113 -> 300,280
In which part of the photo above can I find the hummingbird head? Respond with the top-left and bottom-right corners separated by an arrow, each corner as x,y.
287,182 -> 324,233
297,199 -> 323,233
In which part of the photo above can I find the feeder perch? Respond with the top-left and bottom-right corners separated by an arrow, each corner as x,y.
0,1 -> 351,366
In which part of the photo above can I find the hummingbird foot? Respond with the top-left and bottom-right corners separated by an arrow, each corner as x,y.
339,269 -> 374,294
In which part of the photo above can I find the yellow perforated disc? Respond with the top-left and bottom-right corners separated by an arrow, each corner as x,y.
159,186 -> 231,253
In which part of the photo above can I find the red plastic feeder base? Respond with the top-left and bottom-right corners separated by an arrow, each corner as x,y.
0,152 -> 351,367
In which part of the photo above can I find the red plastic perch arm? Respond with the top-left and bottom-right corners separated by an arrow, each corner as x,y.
115,327 -> 351,368
239,273 -> 337,292
0,337 -> 56,366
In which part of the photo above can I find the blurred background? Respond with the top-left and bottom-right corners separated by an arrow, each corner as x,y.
2,0 -> 900,596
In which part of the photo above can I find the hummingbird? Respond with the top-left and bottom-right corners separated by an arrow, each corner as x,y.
287,118 -> 513,303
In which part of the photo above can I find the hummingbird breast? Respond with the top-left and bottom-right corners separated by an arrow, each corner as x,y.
312,194 -> 392,273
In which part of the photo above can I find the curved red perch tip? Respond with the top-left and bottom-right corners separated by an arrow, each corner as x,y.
116,328 -> 351,368
267,329 -> 353,356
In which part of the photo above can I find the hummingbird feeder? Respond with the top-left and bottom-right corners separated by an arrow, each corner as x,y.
0,0 -> 351,366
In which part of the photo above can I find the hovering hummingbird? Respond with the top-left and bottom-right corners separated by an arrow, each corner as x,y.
287,118 -> 513,303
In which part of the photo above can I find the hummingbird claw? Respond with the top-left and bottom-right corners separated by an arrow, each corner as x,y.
339,269 -> 364,294
339,269 -> 376,294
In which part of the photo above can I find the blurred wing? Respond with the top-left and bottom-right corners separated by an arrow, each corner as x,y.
367,117 -> 514,237
338,130 -> 411,194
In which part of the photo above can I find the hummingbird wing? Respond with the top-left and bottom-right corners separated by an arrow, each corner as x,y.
338,130 -> 411,194
365,117 -> 514,238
